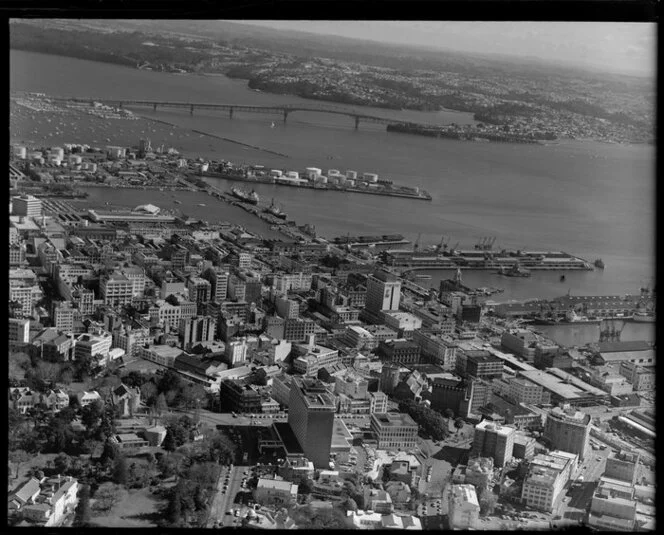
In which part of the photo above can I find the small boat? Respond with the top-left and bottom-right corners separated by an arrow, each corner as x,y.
270,122 -> 276,129
264,198 -> 287,220
198,203 -> 206,207
560,275 -> 566,282
594,259 -> 605,269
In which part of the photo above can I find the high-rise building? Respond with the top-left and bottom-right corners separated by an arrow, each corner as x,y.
100,273 -> 134,307
52,301 -> 75,333
187,277 -> 211,304
12,195 -> 42,217
543,406 -> 591,460
365,270 -> 401,314
275,296 -> 300,319
369,391 -> 389,413
225,339 -> 248,367
288,377 -> 336,469
9,318 -> 30,343
520,450 -> 577,512
179,315 -> 216,349
202,268 -> 229,303
380,363 -> 401,395
470,420 -> 516,467
604,450 -> 640,486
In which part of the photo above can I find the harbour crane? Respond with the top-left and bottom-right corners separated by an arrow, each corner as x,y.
451,242 -> 460,255
436,235 -> 446,252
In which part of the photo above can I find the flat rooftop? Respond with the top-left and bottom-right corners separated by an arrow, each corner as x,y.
519,369 -> 606,401
371,412 -> 417,428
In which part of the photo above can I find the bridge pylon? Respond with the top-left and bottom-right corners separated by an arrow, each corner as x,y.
283,109 -> 289,124
152,103 -> 157,112
354,116 -> 360,130
229,107 -> 234,119
190,104 -> 194,116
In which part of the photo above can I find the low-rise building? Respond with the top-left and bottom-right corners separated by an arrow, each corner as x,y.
10,475 -> 78,527
370,412 -> 418,451
520,450 -> 576,512
253,478 -> 298,507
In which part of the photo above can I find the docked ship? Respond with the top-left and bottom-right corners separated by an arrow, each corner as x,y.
264,198 -> 287,220
230,186 -> 259,205
498,263 -> 531,277
530,308 -> 601,326
632,311 -> 656,322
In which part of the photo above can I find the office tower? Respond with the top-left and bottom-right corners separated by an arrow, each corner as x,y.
543,406 -> 591,460
380,363 -> 401,395
470,420 -> 516,467
365,270 -> 401,313
288,377 -> 336,468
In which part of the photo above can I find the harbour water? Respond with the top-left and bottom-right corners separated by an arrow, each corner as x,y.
11,50 -> 655,301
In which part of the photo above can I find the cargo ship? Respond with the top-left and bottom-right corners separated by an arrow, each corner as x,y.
230,186 -> 259,205
264,198 -> 287,220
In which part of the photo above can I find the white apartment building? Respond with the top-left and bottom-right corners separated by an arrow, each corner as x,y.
292,345 -> 340,377
226,339 -> 249,367
139,344 -> 182,368
520,450 -> 577,512
100,273 -> 134,306
369,391 -> 389,413
448,484 -> 480,529
365,271 -> 401,313
273,272 -> 313,293
74,331 -> 113,365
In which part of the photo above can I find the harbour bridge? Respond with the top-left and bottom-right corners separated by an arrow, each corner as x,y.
54,97 -> 435,130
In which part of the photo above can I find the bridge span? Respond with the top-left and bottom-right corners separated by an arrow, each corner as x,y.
55,97 -> 436,130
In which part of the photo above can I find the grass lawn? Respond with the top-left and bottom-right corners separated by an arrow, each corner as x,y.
91,486 -> 169,527
8,453 -> 61,493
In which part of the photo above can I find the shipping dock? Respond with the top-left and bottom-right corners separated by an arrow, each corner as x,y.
197,167 -> 432,201
385,248 -> 594,271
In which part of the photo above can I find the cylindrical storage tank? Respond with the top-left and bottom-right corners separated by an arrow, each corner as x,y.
28,151 -> 43,160
12,145 -> 27,159
69,154 -> 82,165
200,162 -> 209,173
51,147 -> 64,160
346,170 -> 358,180
327,169 -> 340,177
346,180 -> 355,187
306,171 -> 318,181
319,175 -> 328,184
327,176 -> 338,185
336,174 -> 346,184
270,169 -> 283,178
363,172 -> 379,183
286,171 -> 299,179
305,167 -> 321,176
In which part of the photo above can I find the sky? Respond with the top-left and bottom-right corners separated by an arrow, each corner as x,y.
239,21 -> 656,77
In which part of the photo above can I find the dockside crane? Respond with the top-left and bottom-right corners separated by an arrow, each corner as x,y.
413,233 -> 421,252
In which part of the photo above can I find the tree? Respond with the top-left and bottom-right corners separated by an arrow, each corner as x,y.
93,482 -> 128,513
162,429 -> 178,452
8,449 -> 31,480
298,478 -> 315,495
454,417 -> 465,432
113,454 -> 129,486
342,497 -> 358,512
81,399 -> 104,432
54,453 -> 72,475
140,381 -> 158,406
155,393 -> 168,415
444,408 -> 455,420
74,484 -> 92,527
478,489 -> 499,517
